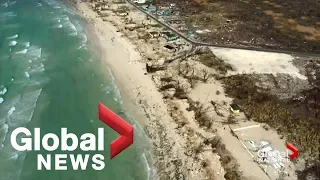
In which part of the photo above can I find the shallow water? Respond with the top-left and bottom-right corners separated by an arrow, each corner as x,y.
0,0 -> 153,179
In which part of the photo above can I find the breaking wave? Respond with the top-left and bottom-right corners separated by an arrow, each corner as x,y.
23,42 -> 30,48
7,34 -> 18,39
0,87 -> 8,95
9,41 -> 17,46
8,107 -> 15,115
29,63 -> 45,73
2,11 -> 17,17
53,24 -> 62,28
27,47 -> 42,58
1,3 -> 8,8
15,49 -> 27,54
24,72 -> 30,78
78,33 -> 87,44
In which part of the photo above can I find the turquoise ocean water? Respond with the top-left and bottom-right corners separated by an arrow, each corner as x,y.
0,0 -> 154,179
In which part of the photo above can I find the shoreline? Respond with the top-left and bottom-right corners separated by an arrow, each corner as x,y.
65,0 -> 158,178
66,0 -> 150,137
67,1 -> 220,179
67,1 -> 189,179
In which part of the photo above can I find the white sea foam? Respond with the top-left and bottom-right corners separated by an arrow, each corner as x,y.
64,17 -> 69,21
0,98 -> 3,104
8,1 -> 16,6
101,85 -> 111,94
1,3 -> 8,7
70,32 -> 78,36
30,63 -> 45,73
79,33 -> 87,44
7,34 -> 18,39
107,68 -> 115,81
33,57 -> 47,62
0,87 -> 7,95
25,72 -> 30,78
115,87 -> 122,101
64,21 -> 77,36
28,47 -> 41,58
61,15 -> 69,21
53,24 -> 62,28
105,67 -> 123,103
8,107 -> 15,115
2,23 -> 20,29
77,44 -> 86,49
15,49 -> 27,54
63,8 -> 74,15
7,153 -> 18,160
0,97 -> 17,122
77,57 -> 84,62
54,6 -> 60,9
0,124 -> 8,135
30,77 -> 50,86
3,12 -> 17,17
7,89 -> 42,126
74,21 -> 83,32
37,3 -> 42,7
141,153 -> 151,179
9,41 -> 17,46
23,42 -> 30,48
0,123 -> 9,144
28,60 -> 32,63
106,67 -> 123,103
1,123 -> 8,131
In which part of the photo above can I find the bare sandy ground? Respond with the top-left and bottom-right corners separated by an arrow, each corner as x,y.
210,47 -> 307,80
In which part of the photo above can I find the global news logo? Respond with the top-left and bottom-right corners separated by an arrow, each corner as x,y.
256,142 -> 299,164
9,103 -> 133,170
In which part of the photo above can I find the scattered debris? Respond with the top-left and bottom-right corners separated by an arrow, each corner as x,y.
230,104 -> 240,114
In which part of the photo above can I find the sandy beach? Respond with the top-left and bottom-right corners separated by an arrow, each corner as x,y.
65,0 -> 312,179
67,1 -> 212,179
